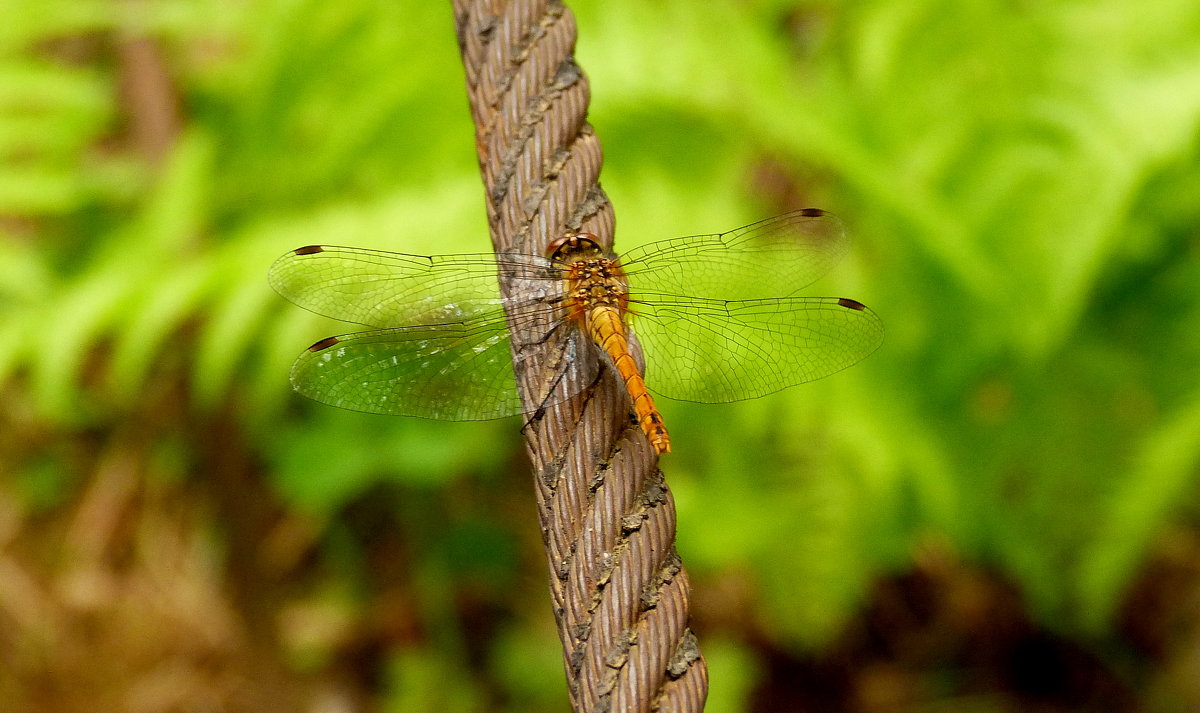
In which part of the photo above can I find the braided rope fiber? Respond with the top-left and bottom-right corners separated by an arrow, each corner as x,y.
451,2 -> 708,710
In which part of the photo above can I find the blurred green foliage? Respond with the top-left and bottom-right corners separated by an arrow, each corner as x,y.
3,0 -> 1200,711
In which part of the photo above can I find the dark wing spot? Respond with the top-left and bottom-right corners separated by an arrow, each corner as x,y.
837,298 -> 868,311
799,208 -> 827,217
308,336 -> 341,352
294,245 -> 325,255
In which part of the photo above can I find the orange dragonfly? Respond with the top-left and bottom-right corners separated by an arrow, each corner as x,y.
269,209 -> 883,454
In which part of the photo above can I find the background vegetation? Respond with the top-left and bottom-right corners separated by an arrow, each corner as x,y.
3,0 -> 1200,711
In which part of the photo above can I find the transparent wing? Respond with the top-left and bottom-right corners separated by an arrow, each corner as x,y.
289,310 -> 597,420
631,294 -> 884,403
269,245 -> 558,328
619,209 -> 849,301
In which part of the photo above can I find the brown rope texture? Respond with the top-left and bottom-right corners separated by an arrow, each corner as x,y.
452,2 -> 708,711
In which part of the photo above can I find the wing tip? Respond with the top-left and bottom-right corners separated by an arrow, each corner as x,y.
308,336 -> 341,352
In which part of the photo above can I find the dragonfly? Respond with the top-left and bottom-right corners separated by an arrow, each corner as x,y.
269,209 -> 884,454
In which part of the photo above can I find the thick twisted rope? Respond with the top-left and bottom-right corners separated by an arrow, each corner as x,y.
451,2 -> 708,710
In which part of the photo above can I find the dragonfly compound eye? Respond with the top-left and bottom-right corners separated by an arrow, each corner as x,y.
548,233 -> 604,260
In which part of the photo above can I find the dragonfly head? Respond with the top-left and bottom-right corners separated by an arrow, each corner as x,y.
547,233 -> 605,262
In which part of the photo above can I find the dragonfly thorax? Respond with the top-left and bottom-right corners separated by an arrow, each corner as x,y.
563,258 -> 628,316
548,232 -> 630,320
570,279 -> 625,306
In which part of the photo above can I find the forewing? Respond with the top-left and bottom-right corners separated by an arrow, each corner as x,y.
630,295 -> 884,403
620,209 -> 849,301
269,246 -> 555,328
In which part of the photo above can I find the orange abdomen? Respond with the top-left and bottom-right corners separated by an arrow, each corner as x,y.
586,306 -> 671,454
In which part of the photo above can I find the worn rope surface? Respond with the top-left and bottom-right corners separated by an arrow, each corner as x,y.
451,1 -> 708,710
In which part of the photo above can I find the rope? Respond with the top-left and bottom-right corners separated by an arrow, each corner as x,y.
451,2 -> 708,710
